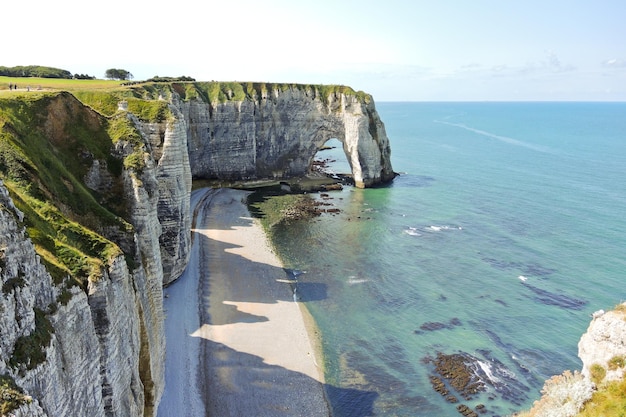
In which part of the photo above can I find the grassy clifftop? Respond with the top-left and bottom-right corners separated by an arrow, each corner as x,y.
0,91 -> 133,292
1,76 -> 372,115
0,76 -> 372,302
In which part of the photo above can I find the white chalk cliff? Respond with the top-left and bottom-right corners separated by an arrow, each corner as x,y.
578,305 -> 626,382
179,83 -> 395,188
0,83 -> 394,416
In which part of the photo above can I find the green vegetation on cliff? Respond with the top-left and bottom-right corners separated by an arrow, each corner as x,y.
0,374 -> 31,414
8,308 -> 54,374
173,81 -> 372,105
2,76 -> 372,108
0,77 -> 372,293
577,377 -> 626,416
0,92 -> 132,290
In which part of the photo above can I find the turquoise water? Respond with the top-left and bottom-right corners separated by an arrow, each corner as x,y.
269,102 -> 626,416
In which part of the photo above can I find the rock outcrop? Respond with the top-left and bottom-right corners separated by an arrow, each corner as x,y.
177,83 -> 395,188
516,304 -> 626,416
578,305 -> 626,382
0,83 -> 394,416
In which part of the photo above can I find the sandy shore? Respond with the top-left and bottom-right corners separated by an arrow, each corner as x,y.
158,188 -> 329,416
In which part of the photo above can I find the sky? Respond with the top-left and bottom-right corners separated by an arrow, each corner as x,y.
4,0 -> 626,101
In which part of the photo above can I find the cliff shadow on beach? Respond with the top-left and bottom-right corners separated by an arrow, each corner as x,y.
161,224 -> 377,416
192,338 -> 378,417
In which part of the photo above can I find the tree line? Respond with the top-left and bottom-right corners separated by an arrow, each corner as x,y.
0,66 -> 74,79
2,65 -> 196,83
0,65 -> 130,80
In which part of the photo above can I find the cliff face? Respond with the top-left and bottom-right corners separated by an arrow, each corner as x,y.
578,305 -> 626,381
0,83 -> 394,416
0,177 -> 147,417
0,93 -> 190,416
179,84 -> 395,188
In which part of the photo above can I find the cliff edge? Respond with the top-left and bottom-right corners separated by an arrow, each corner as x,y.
0,82 -> 394,416
516,303 -> 626,417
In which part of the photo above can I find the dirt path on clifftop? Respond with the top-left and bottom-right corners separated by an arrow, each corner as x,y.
157,188 -> 329,417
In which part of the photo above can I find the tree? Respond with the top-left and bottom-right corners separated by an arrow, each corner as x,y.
104,68 -> 134,81
0,65 -> 72,79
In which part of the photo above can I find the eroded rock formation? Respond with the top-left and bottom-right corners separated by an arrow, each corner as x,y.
578,305 -> 626,381
0,93 -> 187,416
0,83 -> 394,416
177,84 -> 395,188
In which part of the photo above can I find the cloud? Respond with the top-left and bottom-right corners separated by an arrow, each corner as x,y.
602,59 -> 626,68
543,50 -> 576,72
481,51 -> 577,78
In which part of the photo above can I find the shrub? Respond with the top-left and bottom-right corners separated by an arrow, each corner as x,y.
590,364 -> 606,386
608,355 -> 625,371
123,152 -> 145,172
2,276 -> 26,294
0,65 -> 72,79
9,308 -> 53,374
0,374 -> 31,415
58,288 -> 72,306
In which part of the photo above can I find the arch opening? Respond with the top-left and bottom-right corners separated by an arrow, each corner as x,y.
310,138 -> 354,184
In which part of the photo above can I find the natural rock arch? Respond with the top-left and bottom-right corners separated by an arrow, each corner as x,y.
182,84 -> 395,188
310,138 -> 352,177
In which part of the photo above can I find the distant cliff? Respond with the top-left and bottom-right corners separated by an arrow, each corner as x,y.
0,83 -> 394,416
176,83 -> 395,188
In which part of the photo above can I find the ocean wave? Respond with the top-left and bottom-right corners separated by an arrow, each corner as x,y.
427,225 -> 463,232
283,268 -> 306,279
475,358 -> 504,385
391,174 -> 436,188
404,225 -> 463,236
404,227 -> 421,236
347,276 -> 369,285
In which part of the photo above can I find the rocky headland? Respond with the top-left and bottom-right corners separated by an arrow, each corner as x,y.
1,80 -> 624,417
0,82 -> 393,416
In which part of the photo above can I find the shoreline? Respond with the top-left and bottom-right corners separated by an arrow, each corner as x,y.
158,187 -> 329,416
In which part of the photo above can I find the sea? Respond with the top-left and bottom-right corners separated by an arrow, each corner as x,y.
266,102 -> 626,416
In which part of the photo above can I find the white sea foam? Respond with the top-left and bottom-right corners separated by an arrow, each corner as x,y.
404,227 -> 421,236
435,120 -> 552,153
348,276 -> 369,285
476,359 -> 502,384
427,225 -> 462,232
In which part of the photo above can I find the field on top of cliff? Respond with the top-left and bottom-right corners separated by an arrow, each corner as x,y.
1,76 -> 372,110
0,76 -> 125,91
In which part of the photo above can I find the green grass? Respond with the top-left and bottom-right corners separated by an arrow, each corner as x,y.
0,77 -> 371,296
0,92 -> 132,288
0,76 -> 125,92
590,364 -> 607,386
2,76 -> 373,106
577,377 -> 626,417
608,356 -> 626,371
